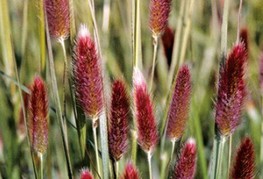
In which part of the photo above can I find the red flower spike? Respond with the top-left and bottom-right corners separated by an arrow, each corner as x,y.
231,137 -> 255,179
161,26 -> 175,67
108,79 -> 130,161
45,0 -> 70,40
172,138 -> 197,179
239,28 -> 249,52
149,0 -> 171,37
28,76 -> 49,154
73,25 -> 103,118
166,65 -> 191,141
215,43 -> 247,136
259,52 -> 263,91
120,162 -> 140,179
133,68 -> 158,153
80,169 -> 94,179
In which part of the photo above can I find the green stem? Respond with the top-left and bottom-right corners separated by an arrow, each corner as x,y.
92,117 -> 101,177
212,136 -> 225,179
160,152 -> 168,179
220,0 -> 230,58
170,139 -> 176,161
260,94 -> 263,176
131,129 -> 137,164
227,135 -> 232,177
147,151 -> 152,179
39,153 -> 43,179
115,161 -> 119,179
45,17 -> 73,178
236,0 -> 243,43
149,35 -> 158,91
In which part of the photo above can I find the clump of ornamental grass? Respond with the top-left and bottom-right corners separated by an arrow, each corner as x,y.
108,79 -> 130,176
149,0 -> 171,89
172,138 -> 197,179
120,162 -> 140,179
27,76 -> 49,179
133,67 -> 158,179
212,42 -> 247,179
80,169 -> 94,179
166,64 -> 191,159
44,0 -> 70,41
73,25 -> 104,176
230,137 -> 255,179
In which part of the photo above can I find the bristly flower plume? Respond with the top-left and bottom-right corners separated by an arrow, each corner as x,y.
45,0 -> 70,40
215,43 -> 247,137
133,67 -> 158,153
73,25 -> 103,118
28,76 -> 49,154
172,138 -> 197,179
149,0 -> 171,37
167,65 -> 191,141
108,79 -> 130,161
80,168 -> 94,179
231,137 -> 255,179
120,162 -> 140,179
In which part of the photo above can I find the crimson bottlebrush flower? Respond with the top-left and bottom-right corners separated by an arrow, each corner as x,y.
45,0 -> 70,40
239,28 -> 249,52
231,137 -> 255,179
149,0 -> 171,37
161,26 -> 174,67
259,52 -> 263,91
166,65 -> 191,141
172,138 -> 197,179
215,43 -> 247,137
120,162 -> 140,179
108,79 -> 130,161
28,76 -> 48,154
80,169 -> 94,179
73,25 -> 103,118
133,68 -> 158,153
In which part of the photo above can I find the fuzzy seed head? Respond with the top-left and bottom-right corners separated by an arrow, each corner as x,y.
215,43 -> 247,137
133,68 -> 158,153
28,76 -> 49,154
172,138 -> 197,179
231,137 -> 255,179
167,65 -> 191,141
108,79 -> 130,161
45,0 -> 70,40
80,169 -> 94,179
73,25 -> 103,118
120,162 -> 140,179
149,0 -> 171,37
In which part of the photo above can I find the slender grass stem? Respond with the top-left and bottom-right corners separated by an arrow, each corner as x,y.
39,153 -> 43,179
160,152 -> 168,179
38,0 -> 46,73
149,35 -> 158,91
147,151 -> 153,179
236,0 -> 243,43
131,129 -> 138,164
260,94 -> 263,177
115,160 -> 119,179
212,136 -> 226,179
45,17 -> 73,178
92,117 -> 101,177
170,139 -> 176,161
227,135 -> 232,177
220,0 -> 230,58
